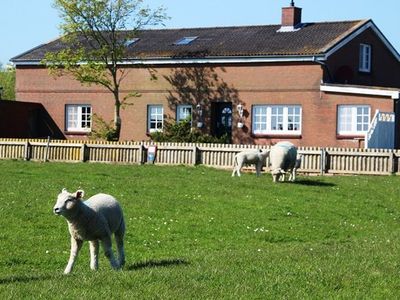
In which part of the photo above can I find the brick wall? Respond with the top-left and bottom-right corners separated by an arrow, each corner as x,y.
15,62 -> 395,147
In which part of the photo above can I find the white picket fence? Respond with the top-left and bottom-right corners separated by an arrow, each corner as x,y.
0,138 -> 399,175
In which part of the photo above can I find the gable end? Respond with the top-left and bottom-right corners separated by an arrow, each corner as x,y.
323,20 -> 400,62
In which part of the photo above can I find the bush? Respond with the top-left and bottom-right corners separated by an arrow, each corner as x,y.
89,114 -> 119,141
150,119 -> 229,143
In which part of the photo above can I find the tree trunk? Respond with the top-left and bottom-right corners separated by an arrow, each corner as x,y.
111,87 -> 122,141
113,100 -> 121,141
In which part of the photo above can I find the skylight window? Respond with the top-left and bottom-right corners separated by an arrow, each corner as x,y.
124,38 -> 140,47
174,36 -> 198,45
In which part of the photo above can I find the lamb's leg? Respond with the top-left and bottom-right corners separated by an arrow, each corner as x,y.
237,162 -> 243,177
280,172 -> 285,181
115,228 -> 125,268
64,237 -> 83,274
273,174 -> 278,182
101,237 -> 119,270
255,163 -> 261,177
291,169 -> 296,182
231,167 -> 237,177
89,240 -> 99,270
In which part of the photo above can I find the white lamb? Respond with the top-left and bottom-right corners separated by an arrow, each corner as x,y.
232,149 -> 270,177
53,189 -> 125,274
269,141 -> 299,182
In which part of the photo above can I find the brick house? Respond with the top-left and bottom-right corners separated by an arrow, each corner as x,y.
11,3 -> 400,148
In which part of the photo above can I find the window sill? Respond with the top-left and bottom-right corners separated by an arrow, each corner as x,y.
336,134 -> 365,140
252,133 -> 302,139
65,131 -> 91,136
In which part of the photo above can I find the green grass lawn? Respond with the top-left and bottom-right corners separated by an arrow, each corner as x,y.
0,160 -> 399,299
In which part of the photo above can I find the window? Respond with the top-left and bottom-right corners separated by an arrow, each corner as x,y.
252,105 -> 302,135
124,38 -> 140,47
65,104 -> 91,132
337,105 -> 370,135
359,44 -> 371,72
177,105 -> 192,123
148,105 -> 164,132
174,36 -> 198,45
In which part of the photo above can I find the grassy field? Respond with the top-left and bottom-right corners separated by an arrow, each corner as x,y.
0,160 -> 399,299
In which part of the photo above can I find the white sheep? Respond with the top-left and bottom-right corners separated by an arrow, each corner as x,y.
232,149 -> 270,177
53,189 -> 125,274
269,141 -> 298,182
280,154 -> 303,182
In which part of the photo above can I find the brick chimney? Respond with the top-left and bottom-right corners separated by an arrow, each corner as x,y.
281,1 -> 302,29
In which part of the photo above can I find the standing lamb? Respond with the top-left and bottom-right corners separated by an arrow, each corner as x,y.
53,188 -> 125,274
232,149 -> 270,177
269,141 -> 299,182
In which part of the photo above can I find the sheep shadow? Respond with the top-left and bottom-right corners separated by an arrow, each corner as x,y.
126,258 -> 189,271
0,274 -> 56,285
290,179 -> 336,187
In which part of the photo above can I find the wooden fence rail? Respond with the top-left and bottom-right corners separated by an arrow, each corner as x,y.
0,138 -> 399,176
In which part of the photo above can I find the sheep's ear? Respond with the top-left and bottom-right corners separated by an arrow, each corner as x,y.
62,188 -> 68,193
75,190 -> 84,199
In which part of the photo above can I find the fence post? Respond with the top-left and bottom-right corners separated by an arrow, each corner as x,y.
44,136 -> 51,162
192,146 -> 198,165
24,141 -> 31,161
139,143 -> 144,164
389,151 -> 395,174
320,148 -> 326,175
80,143 -> 87,162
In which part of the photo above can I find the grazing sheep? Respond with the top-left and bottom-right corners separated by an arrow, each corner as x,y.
232,149 -> 270,177
53,189 -> 125,274
280,154 -> 303,182
269,141 -> 298,182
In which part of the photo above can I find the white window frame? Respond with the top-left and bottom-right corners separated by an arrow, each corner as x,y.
148,105 -> 164,133
337,105 -> 370,136
177,105 -> 192,123
252,105 -> 302,135
359,44 -> 372,73
65,104 -> 92,132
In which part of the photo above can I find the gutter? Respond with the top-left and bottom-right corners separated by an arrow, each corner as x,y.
12,54 -> 327,66
312,56 -> 333,83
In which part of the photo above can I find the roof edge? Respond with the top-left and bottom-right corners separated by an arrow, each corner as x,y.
10,36 -> 61,62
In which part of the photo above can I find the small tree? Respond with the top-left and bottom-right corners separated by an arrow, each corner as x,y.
0,64 -> 16,100
43,0 -> 167,141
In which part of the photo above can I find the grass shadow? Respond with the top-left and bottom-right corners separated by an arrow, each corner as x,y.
126,258 -> 189,271
0,274 -> 57,285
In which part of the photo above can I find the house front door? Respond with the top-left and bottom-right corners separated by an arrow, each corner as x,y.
212,102 -> 232,140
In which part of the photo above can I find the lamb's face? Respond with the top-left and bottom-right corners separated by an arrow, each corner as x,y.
53,189 -> 83,216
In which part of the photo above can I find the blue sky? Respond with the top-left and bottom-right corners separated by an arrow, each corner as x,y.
1,0 -> 399,65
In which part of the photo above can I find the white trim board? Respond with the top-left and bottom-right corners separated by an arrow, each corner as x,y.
320,84 -> 400,99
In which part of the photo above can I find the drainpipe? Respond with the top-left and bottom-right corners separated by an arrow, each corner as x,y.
313,56 -> 333,83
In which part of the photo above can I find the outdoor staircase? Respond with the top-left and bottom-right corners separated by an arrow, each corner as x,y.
365,110 -> 395,149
